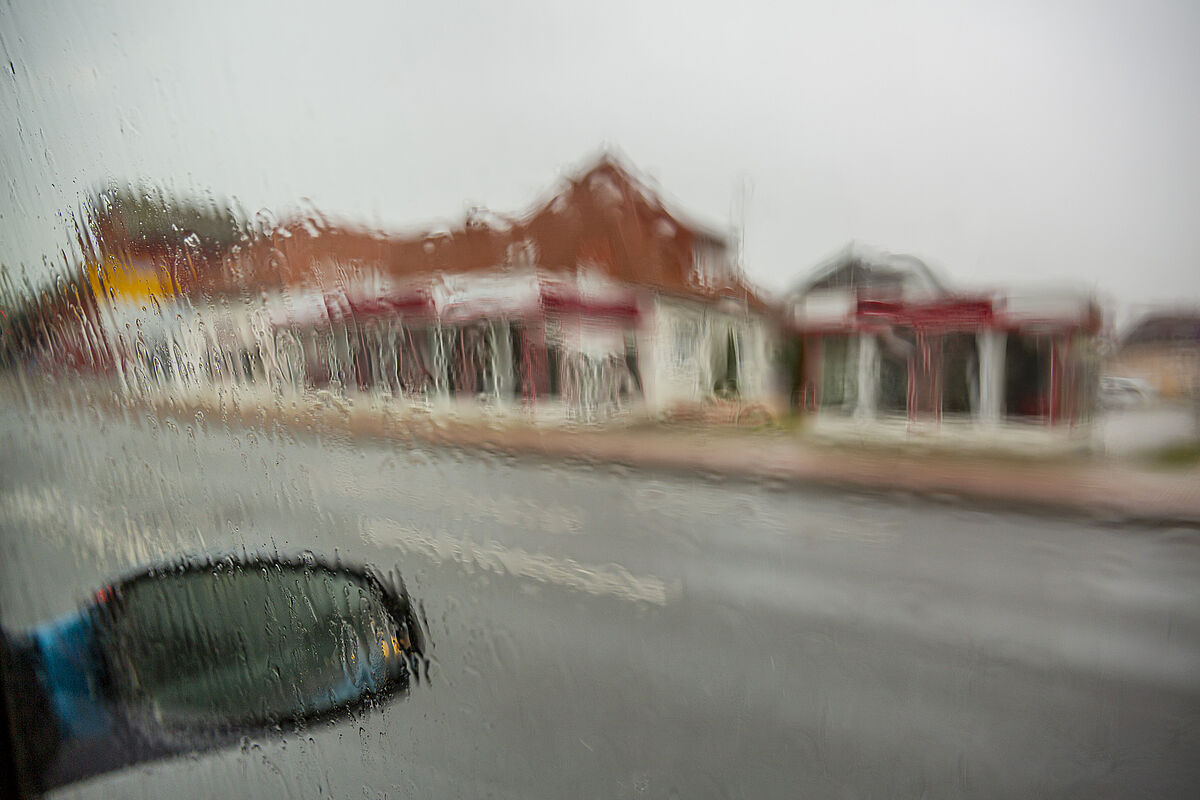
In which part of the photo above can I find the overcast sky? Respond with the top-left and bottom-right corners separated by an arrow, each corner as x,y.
2,0 -> 1197,327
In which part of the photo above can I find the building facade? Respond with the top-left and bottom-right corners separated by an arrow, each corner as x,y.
785,245 -> 1101,442
81,155 -> 775,423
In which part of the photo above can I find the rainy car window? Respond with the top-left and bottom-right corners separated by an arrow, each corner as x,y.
3,2 -> 1200,798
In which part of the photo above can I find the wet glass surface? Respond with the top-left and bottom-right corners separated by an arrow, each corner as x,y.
2,2 -> 1200,798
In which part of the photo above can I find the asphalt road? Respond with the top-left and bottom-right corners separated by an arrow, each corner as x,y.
2,398 -> 1199,799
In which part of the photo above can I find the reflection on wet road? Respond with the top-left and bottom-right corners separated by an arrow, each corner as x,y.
2,402 -> 1199,798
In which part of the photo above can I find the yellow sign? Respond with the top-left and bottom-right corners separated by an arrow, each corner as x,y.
86,256 -> 176,304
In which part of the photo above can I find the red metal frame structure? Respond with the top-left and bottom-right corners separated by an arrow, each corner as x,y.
792,292 -> 1100,426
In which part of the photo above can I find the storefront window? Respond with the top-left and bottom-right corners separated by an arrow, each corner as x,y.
819,335 -> 859,413
1005,333 -> 1053,419
941,333 -> 978,416
877,327 -> 915,416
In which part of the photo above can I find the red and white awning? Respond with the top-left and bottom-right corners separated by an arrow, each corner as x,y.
268,272 -> 640,328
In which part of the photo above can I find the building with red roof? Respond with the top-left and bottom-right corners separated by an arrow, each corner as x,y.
88,154 -> 776,421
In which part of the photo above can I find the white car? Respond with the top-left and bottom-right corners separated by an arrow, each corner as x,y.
1100,376 -> 1155,408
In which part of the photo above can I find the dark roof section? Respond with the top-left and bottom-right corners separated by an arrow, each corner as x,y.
84,183 -> 245,259
1121,311 -> 1200,348
790,242 -> 948,298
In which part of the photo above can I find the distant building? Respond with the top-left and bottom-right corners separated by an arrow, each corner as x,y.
65,185 -> 243,393
1107,311 -> 1200,401
783,244 -> 1102,441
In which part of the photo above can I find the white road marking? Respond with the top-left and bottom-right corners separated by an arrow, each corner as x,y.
362,517 -> 674,606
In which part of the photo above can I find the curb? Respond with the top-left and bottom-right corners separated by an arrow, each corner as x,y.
10,379 -> 1199,527
130,391 -> 1200,528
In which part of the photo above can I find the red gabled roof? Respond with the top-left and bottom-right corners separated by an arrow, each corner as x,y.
187,154 -> 769,312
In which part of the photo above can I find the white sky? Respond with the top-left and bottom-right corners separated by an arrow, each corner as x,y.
2,0 -> 1198,327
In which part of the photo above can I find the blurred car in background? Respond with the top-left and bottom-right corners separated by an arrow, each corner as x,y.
1099,375 -> 1156,409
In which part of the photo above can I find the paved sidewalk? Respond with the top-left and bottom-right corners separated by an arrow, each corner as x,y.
8,377 -> 1198,525
118,388 -> 1200,527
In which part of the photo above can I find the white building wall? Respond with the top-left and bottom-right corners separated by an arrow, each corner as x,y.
732,313 -> 772,404
642,296 -> 773,416
977,329 -> 1006,425
855,333 -> 879,421
645,298 -> 702,414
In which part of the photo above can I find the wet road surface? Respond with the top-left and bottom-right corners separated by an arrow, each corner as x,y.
2,400 -> 1199,798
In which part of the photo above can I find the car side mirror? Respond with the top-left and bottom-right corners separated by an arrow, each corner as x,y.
2,554 -> 424,796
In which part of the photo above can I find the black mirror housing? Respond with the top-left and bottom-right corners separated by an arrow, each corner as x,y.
5,553 -> 424,794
